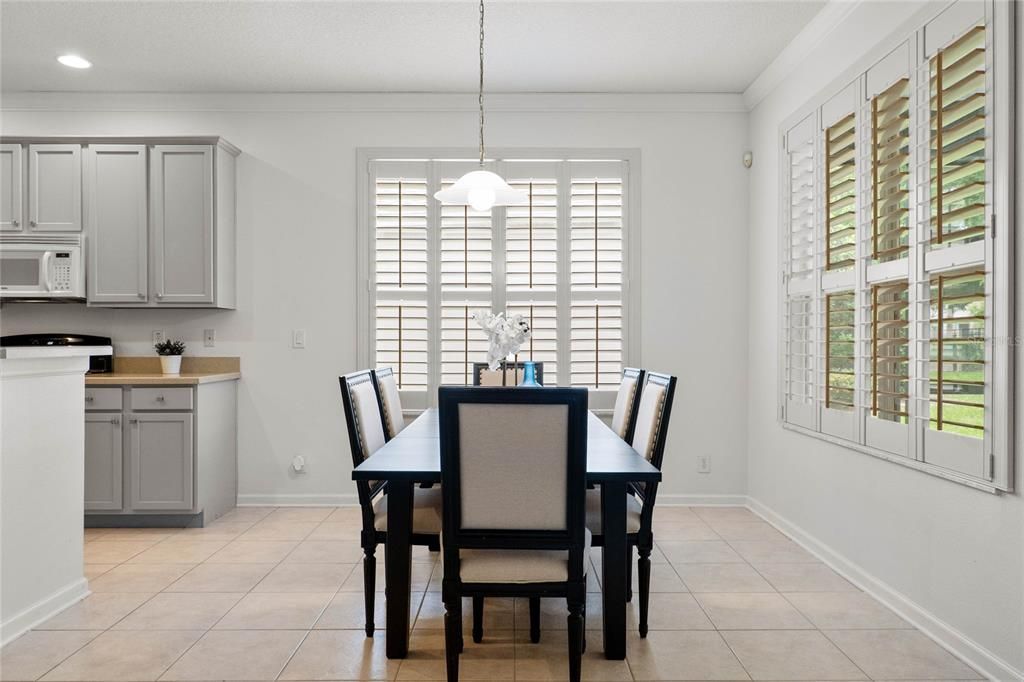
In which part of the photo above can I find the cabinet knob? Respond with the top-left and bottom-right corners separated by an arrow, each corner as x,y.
85,395 -> 94,402
11,219 -> 18,227
137,293 -> 145,299
129,418 -> 138,424
28,220 -> 36,227
156,395 -> 165,402
155,293 -> 164,299
110,417 -> 120,425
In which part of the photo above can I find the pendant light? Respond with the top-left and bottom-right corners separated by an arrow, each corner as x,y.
434,0 -> 527,211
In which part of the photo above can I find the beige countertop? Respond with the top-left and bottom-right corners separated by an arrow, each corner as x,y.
85,356 -> 240,386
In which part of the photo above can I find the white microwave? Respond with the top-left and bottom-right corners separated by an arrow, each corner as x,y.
0,235 -> 85,300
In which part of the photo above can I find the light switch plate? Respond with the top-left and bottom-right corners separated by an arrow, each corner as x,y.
203,329 -> 216,347
152,330 -> 165,345
698,455 -> 711,474
292,329 -> 306,349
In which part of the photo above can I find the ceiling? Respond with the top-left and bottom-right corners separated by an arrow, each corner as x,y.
0,1 -> 826,94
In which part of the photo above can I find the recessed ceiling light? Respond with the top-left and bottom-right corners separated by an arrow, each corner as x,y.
57,55 -> 92,69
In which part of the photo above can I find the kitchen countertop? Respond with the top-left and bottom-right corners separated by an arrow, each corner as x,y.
0,345 -> 113,360
86,371 -> 240,386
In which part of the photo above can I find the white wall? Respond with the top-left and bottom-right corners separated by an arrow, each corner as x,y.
0,92 -> 751,506
745,2 -> 1024,679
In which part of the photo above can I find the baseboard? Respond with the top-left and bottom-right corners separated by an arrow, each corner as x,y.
1,578 -> 90,647
657,494 -> 749,506
747,496 -> 1023,682
236,493 -> 359,507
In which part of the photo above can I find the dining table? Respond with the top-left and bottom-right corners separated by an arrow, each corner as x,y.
352,408 -> 661,660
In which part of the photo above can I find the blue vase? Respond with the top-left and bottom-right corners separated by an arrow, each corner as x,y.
519,361 -> 542,387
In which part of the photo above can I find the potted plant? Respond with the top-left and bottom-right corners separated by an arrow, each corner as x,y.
154,339 -> 186,375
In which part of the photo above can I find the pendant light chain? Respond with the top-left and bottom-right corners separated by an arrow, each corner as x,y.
478,0 -> 486,166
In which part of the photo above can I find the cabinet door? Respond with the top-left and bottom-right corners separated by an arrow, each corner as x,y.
150,145 -> 213,304
28,144 -> 82,232
0,144 -> 24,231
128,412 -> 194,511
85,145 -> 148,303
85,413 -> 124,511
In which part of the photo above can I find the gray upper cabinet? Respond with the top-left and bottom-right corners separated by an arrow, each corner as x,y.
129,411 -> 195,511
0,143 -> 24,231
28,144 -> 82,232
84,412 -> 124,511
85,145 -> 148,303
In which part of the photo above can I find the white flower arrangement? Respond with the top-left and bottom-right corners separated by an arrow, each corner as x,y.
472,310 -> 532,370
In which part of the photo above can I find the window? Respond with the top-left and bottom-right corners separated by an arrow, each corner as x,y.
363,154 -> 635,411
778,0 -> 1013,491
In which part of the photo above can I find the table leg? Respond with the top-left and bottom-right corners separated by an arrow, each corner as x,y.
600,480 -> 628,660
385,480 -> 414,658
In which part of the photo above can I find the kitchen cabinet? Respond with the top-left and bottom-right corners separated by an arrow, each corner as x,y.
0,143 -> 23,231
28,144 -> 82,232
84,145 -> 148,303
129,412 -> 194,511
84,413 -> 124,511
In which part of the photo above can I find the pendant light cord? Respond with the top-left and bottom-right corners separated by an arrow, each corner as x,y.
478,0 -> 486,166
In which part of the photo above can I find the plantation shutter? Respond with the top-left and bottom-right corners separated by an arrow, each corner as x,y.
825,112 -> 857,272
869,53 -> 912,264
864,280 -> 911,455
569,161 -> 624,389
373,161 -> 429,390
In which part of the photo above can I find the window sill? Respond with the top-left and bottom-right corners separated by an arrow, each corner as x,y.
780,421 -> 1010,495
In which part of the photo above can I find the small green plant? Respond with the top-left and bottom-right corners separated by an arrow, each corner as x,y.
154,339 -> 186,356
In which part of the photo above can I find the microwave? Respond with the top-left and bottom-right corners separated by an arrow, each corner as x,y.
0,235 -> 85,300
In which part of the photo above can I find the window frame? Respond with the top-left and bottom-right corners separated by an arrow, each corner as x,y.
776,0 -> 1015,493
357,147 -> 642,414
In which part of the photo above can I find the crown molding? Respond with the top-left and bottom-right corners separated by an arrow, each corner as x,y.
0,91 -> 747,115
742,0 -> 863,110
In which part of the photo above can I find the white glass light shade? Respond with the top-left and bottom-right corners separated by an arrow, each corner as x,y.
433,169 -> 528,211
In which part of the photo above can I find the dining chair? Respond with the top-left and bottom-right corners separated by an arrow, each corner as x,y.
609,367 -> 646,441
586,370 -> 676,637
438,386 -> 589,682
339,370 -> 442,637
372,366 -> 406,439
471,361 -> 545,386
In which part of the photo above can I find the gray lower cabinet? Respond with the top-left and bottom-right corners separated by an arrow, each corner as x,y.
129,412 -> 194,511
84,413 -> 124,511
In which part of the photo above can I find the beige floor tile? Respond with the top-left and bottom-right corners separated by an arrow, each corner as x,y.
397,629 -> 515,681
628,592 -> 714,630
511,594 -> 606,632
127,539 -> 229,564
325,506 -> 363,524
308,522 -> 359,540
824,630 -> 981,680
160,629 -> 307,681
0,630 -> 101,682
279,630 -> 399,680
722,630 -> 866,681
514,630 -> 631,681
785,592 -> 910,629
215,592 -> 333,630
175,520 -> 255,539
416,594 -> 514,632
652,522 -> 722,542
730,539 -> 818,564
206,539 -> 299,563
313,590 -> 389,630
238,521 -> 320,541
692,507 -> 760,524
254,561 -> 355,593
112,592 -> 244,630
340,560 -> 433,593
35,593 -> 153,630
708,521 -> 787,542
659,541 -> 744,564
630,563 -> 689,592
94,528 -> 181,540
694,593 -> 813,630
284,540 -> 364,563
83,528 -> 111,541
651,506 -> 702,522
83,564 -> 117,580
87,562 -> 195,593
165,562 -> 274,593
82,540 -> 155,564
675,563 -> 774,593
752,562 -> 857,592
264,507 -> 336,523
39,630 -> 200,681
625,630 -> 750,681
216,506 -> 277,523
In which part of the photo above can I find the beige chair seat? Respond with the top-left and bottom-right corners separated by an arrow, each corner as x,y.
585,488 -> 643,534
372,486 -> 443,534
457,529 -> 591,584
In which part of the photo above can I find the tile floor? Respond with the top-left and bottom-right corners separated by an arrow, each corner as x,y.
0,506 -> 982,681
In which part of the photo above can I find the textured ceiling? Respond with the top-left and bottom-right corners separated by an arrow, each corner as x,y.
1,0 -> 826,94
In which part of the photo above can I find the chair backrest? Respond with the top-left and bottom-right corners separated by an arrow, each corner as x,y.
373,367 -> 405,440
628,371 -> 677,523
472,361 -> 545,386
438,386 -> 588,582
339,370 -> 388,512
610,367 -> 645,441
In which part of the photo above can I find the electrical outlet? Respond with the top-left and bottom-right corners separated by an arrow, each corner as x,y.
292,329 -> 306,349
697,454 -> 711,474
152,330 -> 165,345
292,455 -> 307,473
203,329 -> 216,348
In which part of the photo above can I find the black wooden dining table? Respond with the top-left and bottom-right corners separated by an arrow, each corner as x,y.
352,408 -> 661,660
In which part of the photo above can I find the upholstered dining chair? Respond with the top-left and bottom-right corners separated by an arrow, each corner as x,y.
372,366 -> 405,439
438,386 -> 590,682
471,361 -> 545,386
586,370 -> 676,637
339,370 -> 442,637
609,367 -> 646,441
